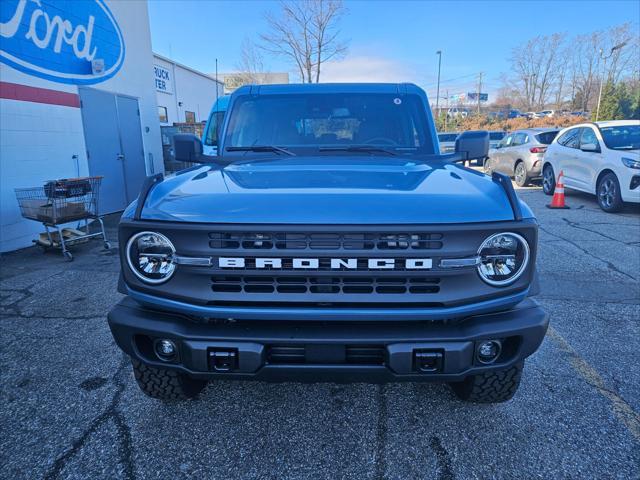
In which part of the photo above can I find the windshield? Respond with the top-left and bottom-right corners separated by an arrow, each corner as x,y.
223,93 -> 435,154
599,125 -> 640,150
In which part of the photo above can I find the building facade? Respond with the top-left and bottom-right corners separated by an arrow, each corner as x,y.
0,0 -> 163,252
153,53 -> 224,126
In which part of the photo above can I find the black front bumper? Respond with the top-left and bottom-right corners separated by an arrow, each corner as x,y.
108,297 -> 548,383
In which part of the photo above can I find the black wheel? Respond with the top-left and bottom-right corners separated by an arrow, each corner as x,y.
450,362 -> 523,403
514,161 -> 529,187
542,164 -> 555,196
131,359 -> 207,400
483,157 -> 494,175
63,251 -> 73,262
103,241 -> 111,250
597,172 -> 623,213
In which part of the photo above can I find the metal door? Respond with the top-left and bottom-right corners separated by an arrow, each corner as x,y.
116,96 -> 147,203
79,88 -> 127,213
79,88 -> 147,213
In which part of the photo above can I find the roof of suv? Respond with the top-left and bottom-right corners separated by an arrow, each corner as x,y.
594,120 -> 640,127
233,83 -> 425,95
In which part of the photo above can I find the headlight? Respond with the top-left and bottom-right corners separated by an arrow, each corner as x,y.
477,232 -> 530,286
621,157 -> 640,169
126,232 -> 176,284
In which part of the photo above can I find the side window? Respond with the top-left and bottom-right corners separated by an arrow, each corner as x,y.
512,133 -> 526,146
204,110 -> 225,146
580,128 -> 598,148
557,128 -> 582,149
501,135 -> 513,147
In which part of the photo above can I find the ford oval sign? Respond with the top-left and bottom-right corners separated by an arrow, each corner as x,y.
0,0 -> 125,84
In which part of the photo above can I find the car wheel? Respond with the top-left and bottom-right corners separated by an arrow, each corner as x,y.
450,362 -> 524,403
514,161 -> 529,187
597,172 -> 623,213
483,157 -> 494,175
542,164 -> 555,196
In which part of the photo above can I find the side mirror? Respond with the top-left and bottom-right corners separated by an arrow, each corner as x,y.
171,133 -> 218,163
581,143 -> 599,153
455,130 -> 489,160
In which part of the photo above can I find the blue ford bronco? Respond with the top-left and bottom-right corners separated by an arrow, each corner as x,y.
108,83 -> 548,403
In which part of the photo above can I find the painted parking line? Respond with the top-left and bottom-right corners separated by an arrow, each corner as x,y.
547,326 -> 640,440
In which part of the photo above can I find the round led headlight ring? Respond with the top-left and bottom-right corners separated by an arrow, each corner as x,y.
477,232 -> 530,286
126,231 -> 176,284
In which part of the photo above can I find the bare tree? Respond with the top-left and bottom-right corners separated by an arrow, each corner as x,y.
260,0 -> 348,83
235,37 -> 266,84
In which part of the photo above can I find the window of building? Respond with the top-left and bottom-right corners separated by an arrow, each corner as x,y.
158,106 -> 168,124
185,111 -> 196,123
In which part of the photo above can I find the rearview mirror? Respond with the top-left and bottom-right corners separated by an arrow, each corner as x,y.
455,130 -> 489,160
581,143 -> 599,153
171,133 -> 217,163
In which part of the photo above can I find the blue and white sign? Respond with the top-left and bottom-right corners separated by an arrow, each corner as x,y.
0,0 -> 125,84
154,65 -> 173,94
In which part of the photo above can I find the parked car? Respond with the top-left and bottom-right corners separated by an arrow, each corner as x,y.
202,95 -> 230,156
447,107 -> 469,119
437,131 -> 459,153
485,128 -> 560,187
534,110 -> 555,118
523,112 -> 536,119
543,120 -> 640,212
570,111 -> 589,117
109,83 -> 548,404
507,109 -> 522,119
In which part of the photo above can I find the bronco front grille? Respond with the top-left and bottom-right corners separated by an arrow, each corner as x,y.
208,232 -> 443,251
211,276 -> 440,295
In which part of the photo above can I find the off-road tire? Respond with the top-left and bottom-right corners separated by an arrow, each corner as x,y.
450,362 -> 523,403
131,359 -> 207,400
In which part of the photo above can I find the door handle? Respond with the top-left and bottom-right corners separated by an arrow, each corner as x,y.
117,153 -> 125,160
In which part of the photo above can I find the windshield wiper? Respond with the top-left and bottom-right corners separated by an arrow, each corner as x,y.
226,145 -> 296,156
318,145 -> 397,156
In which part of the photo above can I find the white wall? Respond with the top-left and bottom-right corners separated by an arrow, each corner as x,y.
154,55 -> 223,125
0,0 -> 162,252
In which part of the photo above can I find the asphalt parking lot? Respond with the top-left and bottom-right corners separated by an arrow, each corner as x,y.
1,185 -> 639,480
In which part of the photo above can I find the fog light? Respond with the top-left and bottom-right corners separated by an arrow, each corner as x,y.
154,339 -> 177,361
477,340 -> 502,364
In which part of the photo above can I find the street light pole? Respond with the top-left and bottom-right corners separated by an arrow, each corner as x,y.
435,50 -> 442,119
596,41 -> 628,121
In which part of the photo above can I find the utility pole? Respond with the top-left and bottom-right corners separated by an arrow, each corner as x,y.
477,72 -> 483,115
444,89 -> 449,131
435,51 -> 442,119
596,41 -> 628,121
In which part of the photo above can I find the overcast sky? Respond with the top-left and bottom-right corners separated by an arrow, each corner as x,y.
149,0 -> 639,100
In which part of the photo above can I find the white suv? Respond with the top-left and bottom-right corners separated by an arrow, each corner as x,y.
542,120 -> 640,212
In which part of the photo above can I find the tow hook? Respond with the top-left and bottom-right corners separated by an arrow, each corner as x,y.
209,348 -> 239,372
413,350 -> 443,373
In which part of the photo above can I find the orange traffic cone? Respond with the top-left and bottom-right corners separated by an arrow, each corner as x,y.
547,170 -> 570,209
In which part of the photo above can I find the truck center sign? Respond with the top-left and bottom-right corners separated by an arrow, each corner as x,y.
154,64 -> 173,94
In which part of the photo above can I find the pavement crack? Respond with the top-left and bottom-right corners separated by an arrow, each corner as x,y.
539,225 -> 637,281
375,384 -> 388,480
43,354 -> 135,480
430,436 -> 455,480
561,217 -> 630,244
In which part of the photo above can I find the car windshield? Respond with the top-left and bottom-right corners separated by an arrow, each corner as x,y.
599,125 -> 640,150
223,93 -> 435,154
535,131 -> 559,145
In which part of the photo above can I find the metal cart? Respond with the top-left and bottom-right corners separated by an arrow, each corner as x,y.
15,176 -> 110,261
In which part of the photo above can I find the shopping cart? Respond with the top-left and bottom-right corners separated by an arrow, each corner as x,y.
15,176 -> 110,261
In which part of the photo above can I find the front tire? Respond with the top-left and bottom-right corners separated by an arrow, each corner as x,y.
131,359 -> 207,400
450,362 -> 523,403
483,157 -> 494,175
597,172 -> 623,213
542,164 -> 555,196
514,161 -> 529,187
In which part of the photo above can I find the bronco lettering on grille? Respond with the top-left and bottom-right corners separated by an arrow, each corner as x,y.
218,257 -> 433,270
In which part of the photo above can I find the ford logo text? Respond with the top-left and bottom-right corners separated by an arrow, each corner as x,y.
0,0 -> 125,84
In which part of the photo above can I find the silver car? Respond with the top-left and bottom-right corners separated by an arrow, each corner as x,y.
484,128 -> 559,187
437,131 -> 459,153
